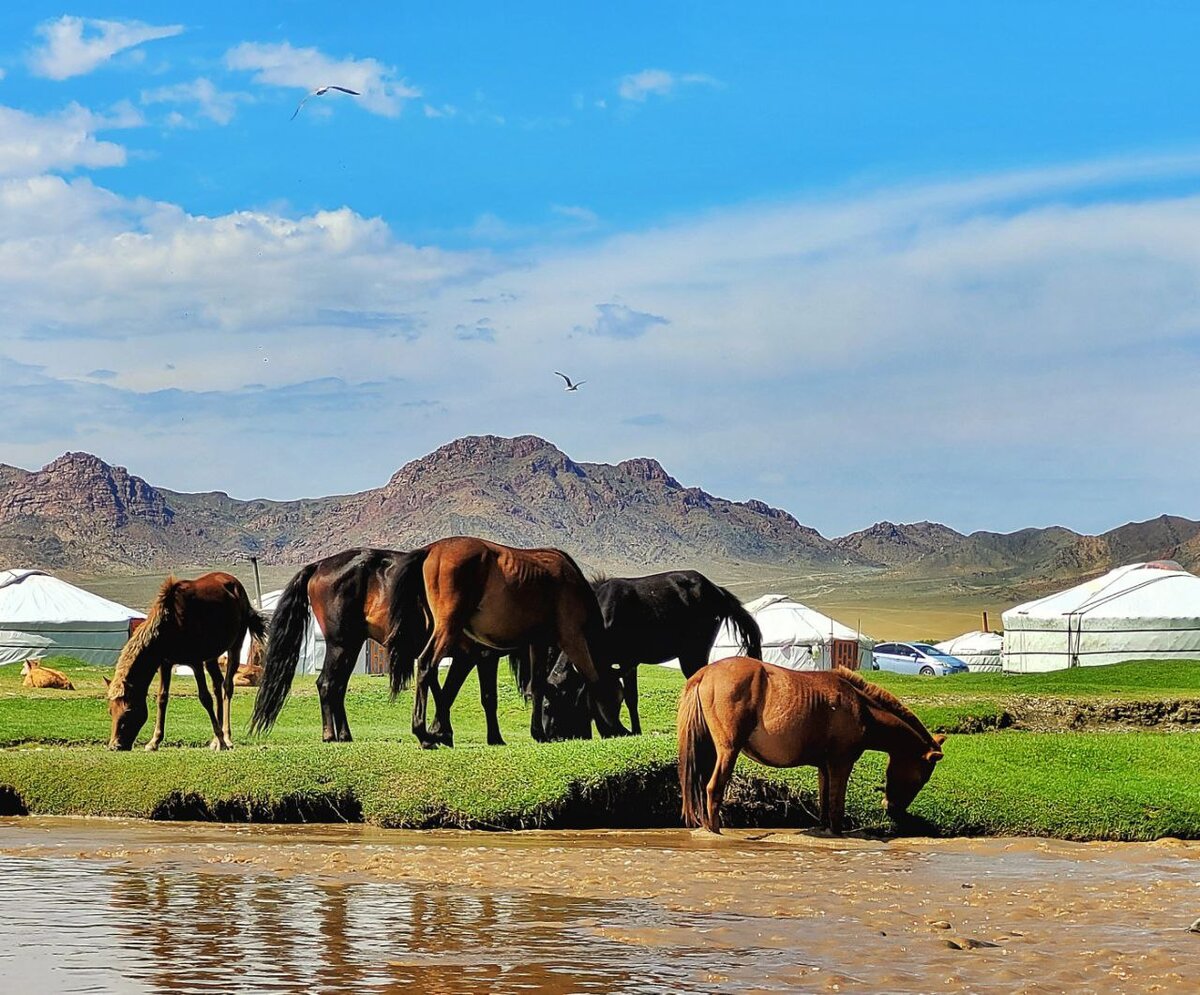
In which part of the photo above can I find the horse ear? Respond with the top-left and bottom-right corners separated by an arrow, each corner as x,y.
926,734 -> 946,762
932,733 -> 947,747
102,675 -> 111,689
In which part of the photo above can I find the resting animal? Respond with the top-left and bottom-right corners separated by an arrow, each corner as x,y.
21,660 -> 75,690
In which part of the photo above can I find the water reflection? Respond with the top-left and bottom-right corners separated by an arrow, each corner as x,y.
0,856 -> 789,994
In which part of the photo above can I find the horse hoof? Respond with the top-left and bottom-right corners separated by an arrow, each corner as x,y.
208,738 -> 223,751
145,741 -> 160,752
418,739 -> 439,751
487,738 -> 506,747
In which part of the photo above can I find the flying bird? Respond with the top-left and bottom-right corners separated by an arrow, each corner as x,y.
555,371 -> 586,391
291,85 -> 361,120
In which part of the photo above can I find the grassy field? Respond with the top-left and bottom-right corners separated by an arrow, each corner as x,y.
0,657 -> 1197,838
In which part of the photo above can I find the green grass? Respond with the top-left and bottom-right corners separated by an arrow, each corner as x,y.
1,657 -> 1198,838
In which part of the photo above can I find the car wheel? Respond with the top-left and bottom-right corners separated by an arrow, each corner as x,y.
919,666 -> 935,677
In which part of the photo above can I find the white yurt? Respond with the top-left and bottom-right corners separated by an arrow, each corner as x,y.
935,630 -> 1004,673
709,594 -> 874,671
239,588 -> 374,675
1002,561 -> 1200,673
0,569 -> 145,666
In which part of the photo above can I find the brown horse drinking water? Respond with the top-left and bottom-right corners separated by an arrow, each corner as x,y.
104,572 -> 267,751
678,657 -> 945,834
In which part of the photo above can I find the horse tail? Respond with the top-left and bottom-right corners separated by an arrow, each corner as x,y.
715,585 -> 762,659
250,562 -> 317,734
386,548 -> 430,698
508,647 -> 533,699
245,602 -> 268,666
677,675 -> 717,830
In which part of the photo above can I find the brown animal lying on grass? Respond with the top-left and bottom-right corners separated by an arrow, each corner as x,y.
21,660 -> 75,690
219,651 -> 264,687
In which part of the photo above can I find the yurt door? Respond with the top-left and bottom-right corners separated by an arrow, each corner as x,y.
830,639 -> 859,670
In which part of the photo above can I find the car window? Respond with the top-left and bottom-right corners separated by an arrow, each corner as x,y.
874,643 -> 894,654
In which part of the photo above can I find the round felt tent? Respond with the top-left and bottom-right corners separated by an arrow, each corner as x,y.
1002,560 -> 1200,673
709,594 -> 874,671
0,569 -> 144,666
239,588 -> 382,676
935,630 -> 1003,673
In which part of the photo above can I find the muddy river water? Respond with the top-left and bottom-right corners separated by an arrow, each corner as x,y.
1,818 -> 1197,993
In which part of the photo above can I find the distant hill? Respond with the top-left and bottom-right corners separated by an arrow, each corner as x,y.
2,437 -> 1195,597
0,436 -> 857,575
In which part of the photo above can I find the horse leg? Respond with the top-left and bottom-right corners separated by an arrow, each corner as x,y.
825,761 -> 854,836
526,645 -> 549,742
412,628 -> 456,749
622,664 -> 641,735
145,662 -> 172,751
204,659 -> 229,750
194,661 -> 227,750
221,641 -> 241,748
317,641 -> 361,743
818,765 -> 831,830
427,651 -> 475,748
477,651 -> 504,746
678,649 -> 709,680
705,746 -> 738,834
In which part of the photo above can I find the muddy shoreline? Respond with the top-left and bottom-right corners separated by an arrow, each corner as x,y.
2,817 -> 1199,993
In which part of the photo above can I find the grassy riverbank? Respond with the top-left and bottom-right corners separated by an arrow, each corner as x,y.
1,658 -> 1197,838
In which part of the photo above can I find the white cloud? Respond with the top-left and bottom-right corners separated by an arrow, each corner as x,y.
7,152 -> 1200,530
617,69 -> 721,102
224,41 -> 420,118
29,16 -> 183,80
141,77 -> 245,126
0,103 -> 136,178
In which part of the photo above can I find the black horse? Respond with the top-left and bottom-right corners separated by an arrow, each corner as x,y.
532,570 -> 763,740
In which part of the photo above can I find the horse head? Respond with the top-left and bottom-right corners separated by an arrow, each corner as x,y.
883,733 -> 946,816
103,675 -> 148,751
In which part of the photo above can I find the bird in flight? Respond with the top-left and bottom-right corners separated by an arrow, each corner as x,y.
555,371 -> 586,391
291,85 -> 362,120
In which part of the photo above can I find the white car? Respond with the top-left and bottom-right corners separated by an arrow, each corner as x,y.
872,642 -> 969,676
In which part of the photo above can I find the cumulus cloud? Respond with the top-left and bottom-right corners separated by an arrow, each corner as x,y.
7,151 -> 1200,530
141,77 -> 245,126
224,41 -> 420,117
617,69 -> 720,102
0,103 -> 134,178
29,16 -> 183,80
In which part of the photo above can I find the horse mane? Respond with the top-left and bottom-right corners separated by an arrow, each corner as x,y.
587,568 -> 611,591
109,576 -> 179,699
834,667 -> 935,747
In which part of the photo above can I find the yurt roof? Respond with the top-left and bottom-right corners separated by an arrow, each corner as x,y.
0,569 -> 145,623
1004,561 -> 1200,622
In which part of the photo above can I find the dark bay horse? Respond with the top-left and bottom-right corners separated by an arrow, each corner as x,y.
534,570 -> 762,740
248,548 -> 505,747
678,658 -> 945,834
104,572 -> 267,751
412,536 -> 627,739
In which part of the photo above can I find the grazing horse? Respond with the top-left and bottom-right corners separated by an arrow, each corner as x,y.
534,570 -> 762,740
678,657 -> 945,834
249,548 -> 507,747
104,573 -> 266,751
411,536 -> 627,741
20,660 -> 74,690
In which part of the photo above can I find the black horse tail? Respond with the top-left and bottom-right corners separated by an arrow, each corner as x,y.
244,601 -> 268,665
678,675 -> 717,830
715,585 -> 762,659
508,647 -> 533,699
386,548 -> 430,698
250,562 -> 317,735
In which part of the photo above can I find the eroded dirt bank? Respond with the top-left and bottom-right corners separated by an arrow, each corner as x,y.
1,817 -> 1198,993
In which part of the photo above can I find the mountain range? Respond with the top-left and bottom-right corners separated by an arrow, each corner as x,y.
2,435 -> 1197,594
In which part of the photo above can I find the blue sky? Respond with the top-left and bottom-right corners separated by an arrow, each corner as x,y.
3,4 -> 1200,537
